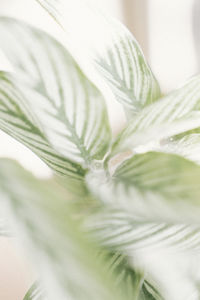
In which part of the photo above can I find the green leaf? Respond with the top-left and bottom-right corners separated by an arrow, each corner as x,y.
87,151 -> 200,223
86,152 -> 200,300
86,208 -> 200,253
0,159 -> 130,300
111,76 -> 200,156
141,281 -> 164,300
96,251 -> 163,300
24,282 -> 44,300
34,0 -> 160,114
0,17 -> 111,169
0,72 -> 85,179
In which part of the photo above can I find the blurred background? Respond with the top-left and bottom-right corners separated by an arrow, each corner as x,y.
0,0 -> 199,299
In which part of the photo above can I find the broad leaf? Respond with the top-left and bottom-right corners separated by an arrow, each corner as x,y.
24,282 -> 44,300
0,72 -> 85,179
0,18 -> 111,169
158,134 -> 200,165
86,152 -> 200,300
111,76 -> 200,156
86,207 -> 200,300
87,151 -> 200,223
103,252 -> 163,300
0,159 -> 130,300
35,0 -> 160,114
86,209 -> 200,252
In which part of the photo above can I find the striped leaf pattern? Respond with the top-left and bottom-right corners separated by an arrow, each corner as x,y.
95,31 -> 160,112
113,152 -> 200,220
2,3 -> 200,300
86,152 -> 200,300
0,159 -> 128,300
102,252 -> 163,300
112,76 -> 200,155
140,281 -> 164,300
0,18 -> 111,168
87,152 -> 200,223
24,282 -> 44,300
0,72 -> 85,179
86,209 -> 200,252
35,0 -> 160,113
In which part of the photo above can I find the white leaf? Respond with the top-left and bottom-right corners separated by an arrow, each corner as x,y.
0,18 -> 111,170
0,72 -> 85,179
87,151 -> 200,224
34,0 -> 160,113
0,159 -> 126,300
111,76 -> 200,155
86,152 -> 200,300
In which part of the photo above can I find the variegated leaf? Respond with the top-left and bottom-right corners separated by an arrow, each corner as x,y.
86,209 -> 200,253
35,0 -> 160,114
0,159 -> 128,300
87,151 -> 200,223
24,282 -> 45,300
0,18 -> 111,169
0,72 -> 85,179
111,76 -> 200,156
86,152 -> 200,300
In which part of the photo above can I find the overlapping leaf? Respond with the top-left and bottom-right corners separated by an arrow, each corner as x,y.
0,159 -> 132,300
86,151 -> 200,300
0,18 -> 111,171
111,76 -> 200,156
98,152 -> 200,221
35,0 -> 160,113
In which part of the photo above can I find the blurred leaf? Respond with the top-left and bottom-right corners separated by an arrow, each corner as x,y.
111,76 -> 200,155
87,151 -> 200,223
0,159 -> 131,300
86,208 -> 200,253
35,0 -> 160,115
86,152 -> 200,300
24,282 -> 45,300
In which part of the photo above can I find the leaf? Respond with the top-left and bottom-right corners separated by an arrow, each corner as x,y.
86,152 -> 200,300
34,0 -> 160,114
24,282 -> 45,300
0,72 -> 85,179
86,208 -> 200,253
141,281 -> 164,300
0,158 -> 131,300
158,134 -> 200,165
0,17 -> 111,169
111,76 -> 200,156
97,251 -> 163,300
87,151 -> 200,223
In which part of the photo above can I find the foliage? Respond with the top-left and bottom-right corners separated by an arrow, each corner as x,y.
0,1 -> 200,299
